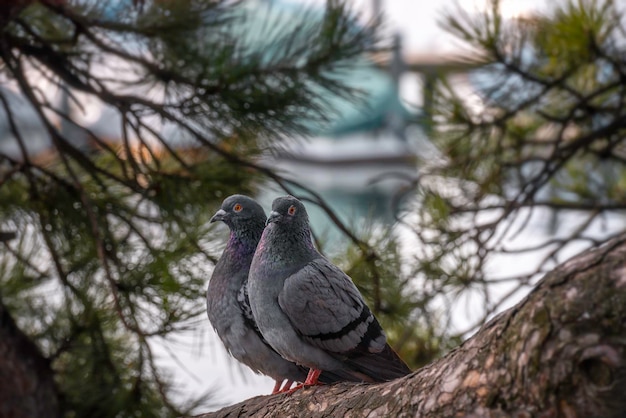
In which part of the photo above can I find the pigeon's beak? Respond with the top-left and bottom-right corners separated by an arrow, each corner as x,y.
266,210 -> 281,225
210,209 -> 227,223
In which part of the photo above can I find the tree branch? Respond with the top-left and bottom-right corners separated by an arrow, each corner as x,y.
196,234 -> 626,417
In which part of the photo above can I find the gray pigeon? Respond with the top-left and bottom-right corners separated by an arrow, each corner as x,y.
207,194 -> 307,393
248,195 -> 412,389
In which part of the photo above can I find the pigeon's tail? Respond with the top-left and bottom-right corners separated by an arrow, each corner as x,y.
342,343 -> 412,382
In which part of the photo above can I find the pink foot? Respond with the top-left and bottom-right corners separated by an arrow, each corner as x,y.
284,369 -> 322,394
271,380 -> 282,394
277,379 -> 295,393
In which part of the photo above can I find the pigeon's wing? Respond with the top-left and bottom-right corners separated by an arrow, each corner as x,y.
237,280 -> 344,384
236,282 -> 259,335
279,258 -> 412,381
278,258 -> 387,356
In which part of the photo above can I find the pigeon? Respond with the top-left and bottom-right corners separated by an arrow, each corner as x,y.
207,194 -> 308,393
248,195 -> 412,390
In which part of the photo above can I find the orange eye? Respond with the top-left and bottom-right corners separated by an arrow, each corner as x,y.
233,203 -> 243,212
287,205 -> 296,216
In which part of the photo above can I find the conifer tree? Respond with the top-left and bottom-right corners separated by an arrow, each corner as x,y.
0,1 -> 382,415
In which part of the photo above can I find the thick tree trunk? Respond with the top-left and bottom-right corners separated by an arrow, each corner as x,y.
196,235 -> 626,418
0,298 -> 60,418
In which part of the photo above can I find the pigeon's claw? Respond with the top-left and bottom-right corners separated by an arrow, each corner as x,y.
304,368 -> 322,385
283,369 -> 322,394
271,380 -> 282,394
277,379 -> 295,393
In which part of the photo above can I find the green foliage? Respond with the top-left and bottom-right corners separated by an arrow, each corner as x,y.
438,0 -> 626,203
7,0 -> 623,414
411,0 -> 626,332
0,153 -> 249,416
0,0 -> 380,416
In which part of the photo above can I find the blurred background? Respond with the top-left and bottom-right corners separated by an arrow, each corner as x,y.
1,0 -> 625,416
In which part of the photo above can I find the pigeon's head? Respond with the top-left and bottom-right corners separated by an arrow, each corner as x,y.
267,195 -> 309,227
210,194 -> 266,230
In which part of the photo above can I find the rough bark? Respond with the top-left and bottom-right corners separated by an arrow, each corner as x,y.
0,298 -> 60,418
196,235 -> 626,418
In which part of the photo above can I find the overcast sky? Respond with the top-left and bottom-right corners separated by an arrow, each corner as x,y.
302,0 -> 550,54
386,0 -> 549,53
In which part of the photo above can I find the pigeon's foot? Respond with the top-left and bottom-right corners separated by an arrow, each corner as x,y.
277,379 -> 295,393
271,380 -> 281,394
283,369 -> 322,394
304,368 -> 322,385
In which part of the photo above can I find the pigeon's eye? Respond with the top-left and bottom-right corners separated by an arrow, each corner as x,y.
287,205 -> 296,216
233,203 -> 243,212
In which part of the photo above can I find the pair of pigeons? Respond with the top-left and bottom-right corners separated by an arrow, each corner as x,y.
207,194 -> 411,394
